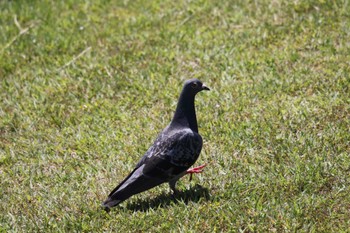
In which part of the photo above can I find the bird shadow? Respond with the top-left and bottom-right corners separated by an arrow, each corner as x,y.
125,184 -> 210,212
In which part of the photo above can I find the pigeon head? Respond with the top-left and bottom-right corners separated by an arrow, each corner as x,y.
183,79 -> 210,95
170,79 -> 210,132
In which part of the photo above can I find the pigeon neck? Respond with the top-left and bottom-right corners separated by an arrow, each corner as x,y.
171,91 -> 198,132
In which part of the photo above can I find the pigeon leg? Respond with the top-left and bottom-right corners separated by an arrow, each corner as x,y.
186,164 -> 207,181
169,179 -> 179,195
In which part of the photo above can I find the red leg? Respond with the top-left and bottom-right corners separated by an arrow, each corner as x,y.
186,164 -> 207,181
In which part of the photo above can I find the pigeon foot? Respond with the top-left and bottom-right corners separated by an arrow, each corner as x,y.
187,164 -> 207,181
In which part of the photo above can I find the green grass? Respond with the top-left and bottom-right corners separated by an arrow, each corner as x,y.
1,0 -> 350,231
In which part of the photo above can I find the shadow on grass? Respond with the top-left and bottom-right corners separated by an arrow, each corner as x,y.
125,184 -> 210,212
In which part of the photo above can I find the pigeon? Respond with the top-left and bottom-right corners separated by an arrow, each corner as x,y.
102,78 -> 210,210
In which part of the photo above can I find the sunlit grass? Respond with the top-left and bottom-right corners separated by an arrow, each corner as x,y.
1,0 -> 349,231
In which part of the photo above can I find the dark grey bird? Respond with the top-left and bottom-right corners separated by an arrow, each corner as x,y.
102,79 -> 210,210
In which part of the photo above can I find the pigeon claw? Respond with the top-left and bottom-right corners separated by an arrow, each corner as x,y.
187,164 -> 207,181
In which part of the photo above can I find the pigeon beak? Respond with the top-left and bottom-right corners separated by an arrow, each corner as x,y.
201,83 -> 210,91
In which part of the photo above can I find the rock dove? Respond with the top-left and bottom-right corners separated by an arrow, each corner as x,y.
102,78 -> 210,210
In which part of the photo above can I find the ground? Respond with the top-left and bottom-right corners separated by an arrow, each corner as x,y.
1,0 -> 350,232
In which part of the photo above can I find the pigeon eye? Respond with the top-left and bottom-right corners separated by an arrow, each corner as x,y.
191,83 -> 198,89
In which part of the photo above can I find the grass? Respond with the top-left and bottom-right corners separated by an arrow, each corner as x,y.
1,0 -> 350,231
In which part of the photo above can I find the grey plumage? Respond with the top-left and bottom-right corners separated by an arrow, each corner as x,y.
102,79 -> 209,210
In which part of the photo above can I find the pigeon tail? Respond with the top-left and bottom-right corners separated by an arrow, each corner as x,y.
102,164 -> 165,210
102,197 -> 122,211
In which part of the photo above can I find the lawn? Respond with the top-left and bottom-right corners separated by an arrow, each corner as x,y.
1,0 -> 350,232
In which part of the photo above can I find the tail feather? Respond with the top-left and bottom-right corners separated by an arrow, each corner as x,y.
102,197 -> 122,211
102,164 -> 165,210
